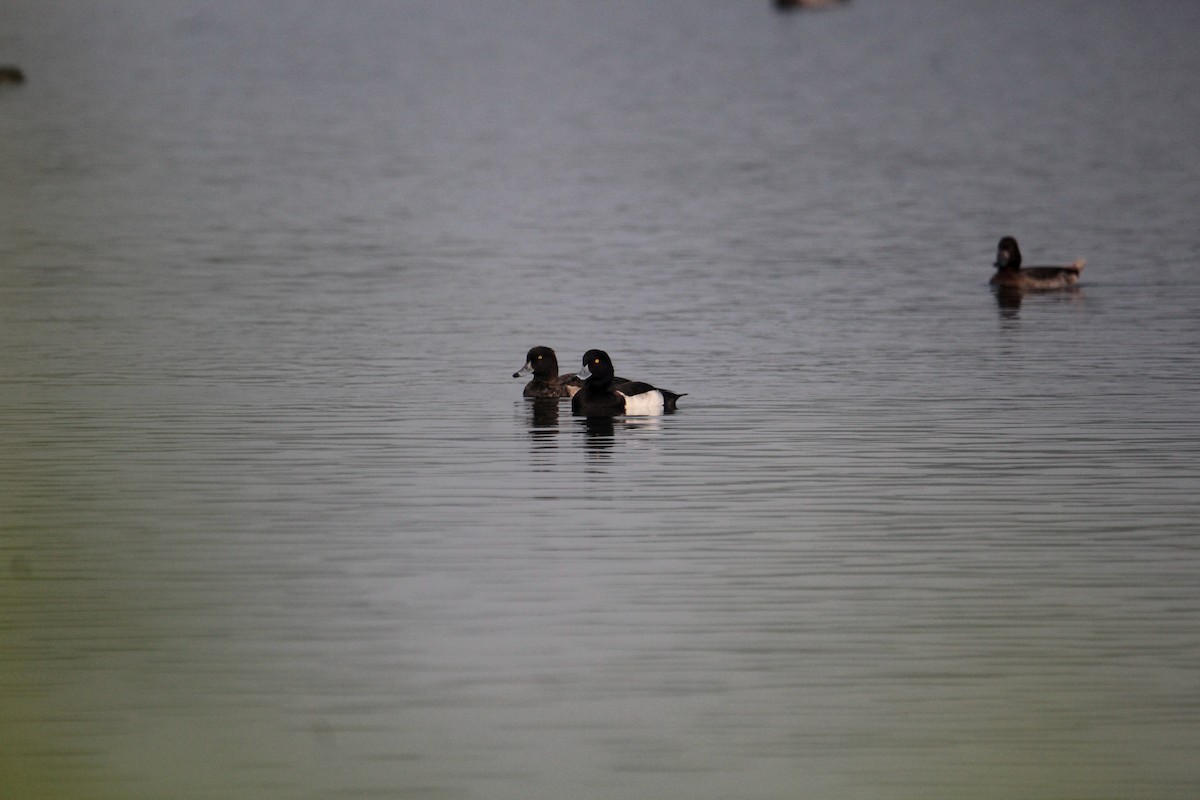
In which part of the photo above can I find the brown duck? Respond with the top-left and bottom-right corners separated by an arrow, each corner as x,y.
990,236 -> 1085,291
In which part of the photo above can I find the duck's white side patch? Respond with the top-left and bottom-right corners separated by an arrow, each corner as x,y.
619,389 -> 665,416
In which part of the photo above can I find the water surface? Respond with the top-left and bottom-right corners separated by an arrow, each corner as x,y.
2,1 -> 1199,798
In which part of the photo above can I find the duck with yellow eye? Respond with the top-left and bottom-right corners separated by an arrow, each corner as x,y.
514,345 -> 631,399
513,346 -> 583,398
990,236 -> 1086,291
571,349 -> 684,417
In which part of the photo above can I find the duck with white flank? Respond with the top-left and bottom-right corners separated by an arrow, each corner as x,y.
571,350 -> 684,417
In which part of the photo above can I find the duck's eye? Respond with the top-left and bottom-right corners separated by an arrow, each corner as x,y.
536,355 -> 542,360
593,358 -> 601,364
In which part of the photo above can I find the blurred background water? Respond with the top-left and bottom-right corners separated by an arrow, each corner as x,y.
2,1 -> 1199,798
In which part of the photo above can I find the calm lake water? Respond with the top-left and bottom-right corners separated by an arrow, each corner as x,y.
3,1 -> 1200,798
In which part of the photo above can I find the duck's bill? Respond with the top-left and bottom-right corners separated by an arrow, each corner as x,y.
513,362 -> 533,378
575,365 -> 592,380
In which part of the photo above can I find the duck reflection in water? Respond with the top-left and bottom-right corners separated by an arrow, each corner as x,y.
521,398 -> 562,455
528,398 -> 560,427
517,400 -> 620,458
993,283 -> 1085,320
994,285 -> 1024,317
583,416 -> 616,452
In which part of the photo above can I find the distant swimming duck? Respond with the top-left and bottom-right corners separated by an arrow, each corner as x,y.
774,0 -> 850,10
0,65 -> 25,85
990,236 -> 1086,291
571,349 -> 684,417
513,346 -> 585,399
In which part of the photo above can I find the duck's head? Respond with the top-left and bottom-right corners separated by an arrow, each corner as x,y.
576,349 -> 615,384
994,236 -> 1022,271
513,346 -> 559,379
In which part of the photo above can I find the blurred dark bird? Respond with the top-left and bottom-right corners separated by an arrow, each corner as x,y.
0,65 -> 26,84
774,0 -> 850,10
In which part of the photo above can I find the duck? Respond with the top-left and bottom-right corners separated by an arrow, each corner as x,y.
774,0 -> 850,10
990,236 -> 1086,291
513,346 -> 585,399
571,349 -> 684,417
0,65 -> 25,85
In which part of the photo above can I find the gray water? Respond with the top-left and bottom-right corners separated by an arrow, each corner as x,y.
3,1 -> 1199,798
